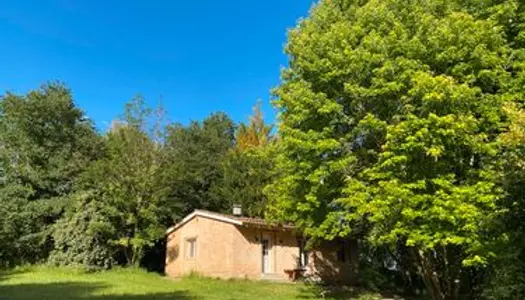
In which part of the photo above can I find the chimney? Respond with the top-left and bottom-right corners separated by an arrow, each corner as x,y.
232,204 -> 242,216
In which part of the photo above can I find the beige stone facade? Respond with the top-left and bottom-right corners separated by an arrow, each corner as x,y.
165,210 -> 357,283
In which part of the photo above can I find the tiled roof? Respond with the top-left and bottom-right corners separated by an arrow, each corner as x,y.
235,216 -> 295,229
195,209 -> 295,229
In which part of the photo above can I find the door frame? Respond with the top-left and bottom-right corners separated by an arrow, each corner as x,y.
261,233 -> 273,274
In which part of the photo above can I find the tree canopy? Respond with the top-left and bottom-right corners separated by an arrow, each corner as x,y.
267,0 -> 525,299
0,83 -> 101,267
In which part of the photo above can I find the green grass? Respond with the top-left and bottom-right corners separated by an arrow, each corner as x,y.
0,266 -> 382,300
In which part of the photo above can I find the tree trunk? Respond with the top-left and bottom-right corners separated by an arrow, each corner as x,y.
131,245 -> 143,267
410,248 -> 445,300
409,247 -> 465,300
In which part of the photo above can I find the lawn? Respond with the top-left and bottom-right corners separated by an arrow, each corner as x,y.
0,266 -> 381,300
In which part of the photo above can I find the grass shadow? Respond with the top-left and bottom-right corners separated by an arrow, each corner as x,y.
297,283 -> 385,300
0,267 -> 29,282
0,281 -> 195,300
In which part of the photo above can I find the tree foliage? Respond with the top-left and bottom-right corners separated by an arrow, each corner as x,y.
56,97 -> 176,267
49,191 -> 116,270
0,83 -> 101,199
267,0 -> 525,299
0,85 -> 275,270
216,102 -> 275,217
164,112 -> 235,215
484,99 -> 525,299
236,101 -> 273,151
0,83 -> 101,266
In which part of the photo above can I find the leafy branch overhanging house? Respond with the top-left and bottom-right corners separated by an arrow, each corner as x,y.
165,207 -> 358,283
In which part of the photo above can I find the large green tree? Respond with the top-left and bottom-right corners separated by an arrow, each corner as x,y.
267,1 -> 524,299
164,113 -> 235,215
0,83 -> 101,266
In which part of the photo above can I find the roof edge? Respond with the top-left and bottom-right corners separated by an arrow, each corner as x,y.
166,210 -> 244,235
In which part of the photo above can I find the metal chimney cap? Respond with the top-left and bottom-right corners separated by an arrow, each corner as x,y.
232,205 -> 242,216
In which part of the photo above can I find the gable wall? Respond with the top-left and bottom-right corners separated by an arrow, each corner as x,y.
165,216 -> 237,278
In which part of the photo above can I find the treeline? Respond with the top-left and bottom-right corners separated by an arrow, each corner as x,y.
0,86 -> 274,270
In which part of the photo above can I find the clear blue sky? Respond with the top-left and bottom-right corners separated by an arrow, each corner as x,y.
0,1 -> 313,130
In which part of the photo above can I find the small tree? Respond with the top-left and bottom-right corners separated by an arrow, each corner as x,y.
216,102 -> 275,217
54,97 -> 177,267
236,101 -> 273,151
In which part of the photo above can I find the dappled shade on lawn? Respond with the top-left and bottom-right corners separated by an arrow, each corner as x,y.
0,282 -> 194,300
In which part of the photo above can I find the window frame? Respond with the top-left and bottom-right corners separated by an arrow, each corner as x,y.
185,237 -> 198,259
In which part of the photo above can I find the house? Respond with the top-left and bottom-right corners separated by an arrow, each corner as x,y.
165,209 -> 358,283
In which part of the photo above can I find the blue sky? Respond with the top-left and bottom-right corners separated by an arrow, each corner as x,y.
0,0 -> 313,130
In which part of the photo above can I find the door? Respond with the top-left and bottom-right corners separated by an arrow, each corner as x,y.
261,235 -> 272,274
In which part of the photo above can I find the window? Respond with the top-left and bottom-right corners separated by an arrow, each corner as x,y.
186,237 -> 197,259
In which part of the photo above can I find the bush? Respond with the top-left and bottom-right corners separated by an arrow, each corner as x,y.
49,193 -> 116,271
